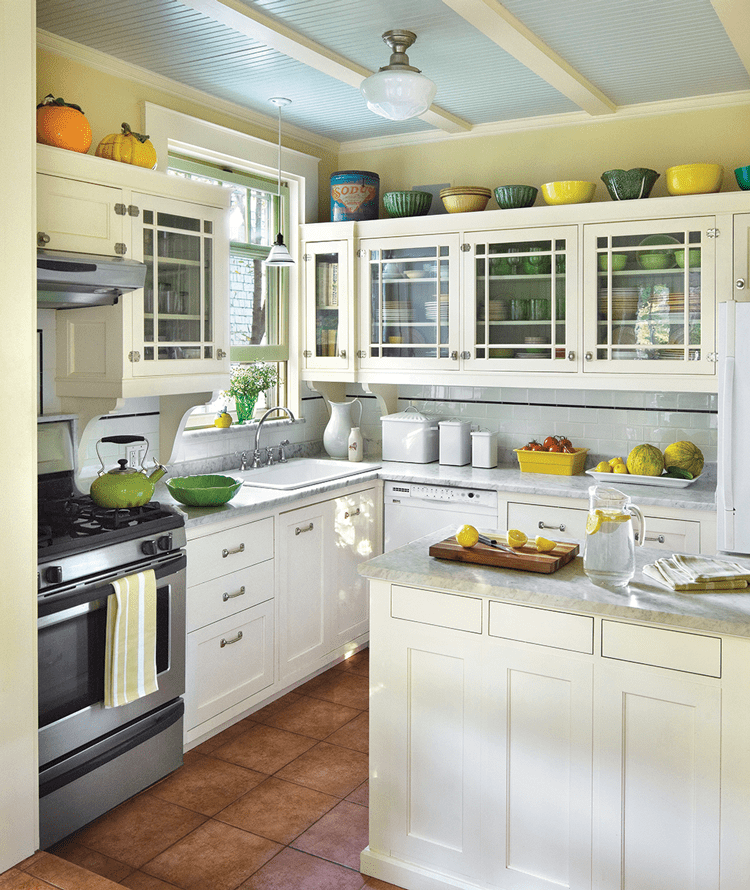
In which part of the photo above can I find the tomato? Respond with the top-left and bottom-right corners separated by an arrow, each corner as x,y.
547,442 -> 562,452
559,437 -> 573,448
529,442 -> 544,452
562,444 -> 576,454
542,436 -> 559,450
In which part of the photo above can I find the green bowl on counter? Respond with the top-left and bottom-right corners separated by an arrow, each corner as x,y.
166,474 -> 243,506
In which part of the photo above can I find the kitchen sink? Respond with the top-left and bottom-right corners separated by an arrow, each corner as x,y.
238,457 -> 380,490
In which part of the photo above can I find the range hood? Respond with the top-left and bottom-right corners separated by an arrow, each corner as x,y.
37,249 -> 148,309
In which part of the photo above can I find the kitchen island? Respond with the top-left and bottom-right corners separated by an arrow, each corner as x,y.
358,534 -> 750,890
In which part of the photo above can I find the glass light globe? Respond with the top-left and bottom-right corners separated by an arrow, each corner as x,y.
361,69 -> 437,121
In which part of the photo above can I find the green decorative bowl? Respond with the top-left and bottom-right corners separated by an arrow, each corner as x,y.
598,253 -> 628,271
382,190 -> 432,218
166,474 -> 243,507
674,248 -> 701,268
638,252 -> 674,270
494,184 -> 538,209
734,165 -> 750,190
601,168 -> 660,200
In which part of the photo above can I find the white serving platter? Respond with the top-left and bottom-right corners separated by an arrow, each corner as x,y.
585,470 -> 699,488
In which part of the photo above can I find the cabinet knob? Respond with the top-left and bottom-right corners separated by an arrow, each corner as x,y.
736,279 -> 746,290
461,351 -> 471,360
451,351 -> 459,361
217,349 -> 227,359
568,351 -> 575,361
585,352 -> 593,362
37,231 -> 50,246
339,350 -> 346,358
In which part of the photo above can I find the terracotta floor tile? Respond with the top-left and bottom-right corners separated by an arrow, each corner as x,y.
292,800 -> 370,870
303,672 -> 370,710
346,780 -> 369,807
215,776 -> 339,845
362,877 -> 409,890
189,719 -> 255,755
143,820 -> 281,890
47,840 -> 135,883
338,649 -> 370,678
249,692 -> 303,724
263,696 -> 362,740
148,751 -> 266,816
69,794 -> 206,869
120,871 -> 183,889
0,870 -> 59,890
210,723 -> 317,774
276,741 -> 369,798
294,668 -> 338,697
22,852 -> 123,890
326,711 -> 369,753
238,846 -> 366,890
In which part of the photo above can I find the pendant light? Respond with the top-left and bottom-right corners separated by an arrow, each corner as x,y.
360,30 -> 436,121
265,97 -> 294,267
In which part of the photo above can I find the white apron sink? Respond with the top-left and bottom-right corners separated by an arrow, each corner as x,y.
238,458 -> 380,490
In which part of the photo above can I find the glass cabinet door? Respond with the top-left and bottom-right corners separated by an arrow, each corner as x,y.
584,218 -> 715,375
359,234 -> 460,370
133,194 -> 227,377
463,227 -> 578,370
303,240 -> 350,370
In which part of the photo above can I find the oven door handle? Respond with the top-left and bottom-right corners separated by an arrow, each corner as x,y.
37,553 -> 186,619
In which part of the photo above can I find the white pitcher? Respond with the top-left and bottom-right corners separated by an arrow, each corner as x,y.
323,398 -> 362,459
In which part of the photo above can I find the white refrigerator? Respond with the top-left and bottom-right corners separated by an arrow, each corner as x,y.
717,300 -> 750,554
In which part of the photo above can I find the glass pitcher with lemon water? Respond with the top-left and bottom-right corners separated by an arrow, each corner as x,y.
583,485 -> 644,588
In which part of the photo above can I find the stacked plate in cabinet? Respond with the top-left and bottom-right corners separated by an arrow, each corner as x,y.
488,298 -> 510,321
599,287 -> 639,321
383,301 -> 411,323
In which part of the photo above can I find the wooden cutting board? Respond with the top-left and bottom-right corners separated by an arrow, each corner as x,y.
429,536 -> 579,574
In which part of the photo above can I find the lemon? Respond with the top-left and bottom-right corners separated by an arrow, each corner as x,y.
609,456 -> 626,467
535,536 -> 556,552
612,463 -> 628,474
455,524 -> 479,548
594,461 -> 611,473
586,510 -> 603,535
507,528 -> 528,548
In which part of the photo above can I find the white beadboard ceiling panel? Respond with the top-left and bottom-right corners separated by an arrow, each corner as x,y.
36,0 -> 750,145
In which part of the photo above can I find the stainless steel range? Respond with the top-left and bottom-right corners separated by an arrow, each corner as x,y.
37,417 -> 186,849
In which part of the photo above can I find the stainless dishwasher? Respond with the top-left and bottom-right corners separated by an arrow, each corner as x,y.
384,481 -> 499,551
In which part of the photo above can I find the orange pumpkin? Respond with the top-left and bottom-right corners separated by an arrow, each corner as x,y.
36,95 -> 92,153
95,123 -> 157,169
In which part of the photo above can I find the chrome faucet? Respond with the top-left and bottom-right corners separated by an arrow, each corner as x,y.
251,406 -> 296,468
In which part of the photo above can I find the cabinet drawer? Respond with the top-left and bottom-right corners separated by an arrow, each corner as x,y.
185,600 -> 275,730
391,585 -> 482,633
187,559 -> 274,632
187,517 -> 273,587
489,601 -> 594,653
507,502 -> 586,540
601,620 -> 721,677
635,516 -> 700,553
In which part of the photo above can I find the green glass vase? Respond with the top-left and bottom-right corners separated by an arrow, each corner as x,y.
234,393 -> 258,424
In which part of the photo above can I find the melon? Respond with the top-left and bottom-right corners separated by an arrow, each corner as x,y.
626,443 -> 664,477
663,441 -> 704,478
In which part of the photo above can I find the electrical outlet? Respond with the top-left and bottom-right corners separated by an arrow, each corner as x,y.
126,444 -> 146,467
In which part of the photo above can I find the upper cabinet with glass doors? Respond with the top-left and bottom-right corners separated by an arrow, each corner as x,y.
583,218 -> 716,376
358,233 -> 460,372
461,226 -> 578,372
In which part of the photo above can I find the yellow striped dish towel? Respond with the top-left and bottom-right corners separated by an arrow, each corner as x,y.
644,559 -> 749,593
104,569 -> 159,708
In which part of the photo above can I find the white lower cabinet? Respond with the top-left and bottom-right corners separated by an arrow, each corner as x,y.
366,582 -> 742,890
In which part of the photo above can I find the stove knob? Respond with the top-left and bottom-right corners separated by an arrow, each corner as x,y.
157,533 -> 173,552
44,565 -> 63,584
141,539 -> 158,556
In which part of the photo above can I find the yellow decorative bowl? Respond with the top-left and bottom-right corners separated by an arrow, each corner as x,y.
665,163 -> 723,196
440,186 -> 492,213
541,181 -> 596,205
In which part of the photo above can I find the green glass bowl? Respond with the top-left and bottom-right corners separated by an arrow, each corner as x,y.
382,190 -> 432,218
166,474 -> 243,506
494,184 -> 538,209
638,252 -> 674,270
601,168 -> 660,200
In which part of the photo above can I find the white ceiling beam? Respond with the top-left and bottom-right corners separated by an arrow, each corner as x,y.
710,0 -> 750,76
441,0 -> 616,116
179,0 -> 471,133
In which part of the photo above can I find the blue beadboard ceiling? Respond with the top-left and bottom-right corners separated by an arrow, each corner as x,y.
36,0 -> 750,146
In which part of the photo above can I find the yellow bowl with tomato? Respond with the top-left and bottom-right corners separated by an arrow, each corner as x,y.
515,447 -> 589,475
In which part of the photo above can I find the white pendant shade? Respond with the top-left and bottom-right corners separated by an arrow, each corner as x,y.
361,69 -> 437,121
265,233 -> 295,267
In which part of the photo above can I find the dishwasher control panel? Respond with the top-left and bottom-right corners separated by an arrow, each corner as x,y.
385,481 -> 498,510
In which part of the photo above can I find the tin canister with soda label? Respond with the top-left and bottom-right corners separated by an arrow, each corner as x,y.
330,171 -> 380,222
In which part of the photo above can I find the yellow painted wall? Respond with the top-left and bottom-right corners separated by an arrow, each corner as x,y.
339,104 -> 750,209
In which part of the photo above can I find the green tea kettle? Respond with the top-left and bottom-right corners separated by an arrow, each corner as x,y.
90,435 -> 167,508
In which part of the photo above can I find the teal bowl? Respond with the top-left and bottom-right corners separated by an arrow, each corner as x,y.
735,165 -> 750,190
382,190 -> 432,218
166,474 -> 243,506
601,168 -> 660,200
494,184 -> 538,209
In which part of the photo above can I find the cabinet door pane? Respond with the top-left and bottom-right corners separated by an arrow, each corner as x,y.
315,250 -> 341,358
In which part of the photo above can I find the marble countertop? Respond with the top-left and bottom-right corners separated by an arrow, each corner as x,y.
358,527 -> 750,638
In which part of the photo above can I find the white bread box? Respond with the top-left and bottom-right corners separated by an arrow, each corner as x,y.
381,407 -> 439,463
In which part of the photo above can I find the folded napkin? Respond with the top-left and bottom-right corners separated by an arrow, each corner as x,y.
671,553 -> 750,583
644,558 -> 749,593
104,569 -> 159,708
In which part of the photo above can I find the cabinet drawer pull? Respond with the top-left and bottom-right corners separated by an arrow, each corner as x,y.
538,521 -> 566,531
222,543 -> 245,558
344,508 -> 361,519
220,630 -> 243,648
222,586 -> 246,602
295,522 -> 314,535
635,532 -> 665,544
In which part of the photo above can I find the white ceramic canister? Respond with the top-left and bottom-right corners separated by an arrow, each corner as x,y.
438,420 -> 472,466
471,429 -> 497,468
348,426 -> 363,462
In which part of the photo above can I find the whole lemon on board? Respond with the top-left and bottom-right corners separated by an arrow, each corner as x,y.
594,461 -> 611,473
535,536 -> 556,552
455,524 -> 479,548
507,529 -> 529,548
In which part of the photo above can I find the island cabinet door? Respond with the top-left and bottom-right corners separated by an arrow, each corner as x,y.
369,595 -> 484,881
481,643 -> 594,890
594,663 -> 721,890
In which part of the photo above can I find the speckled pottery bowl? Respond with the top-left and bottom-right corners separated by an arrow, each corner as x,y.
601,168 -> 660,201
493,184 -> 538,209
382,190 -> 433,217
